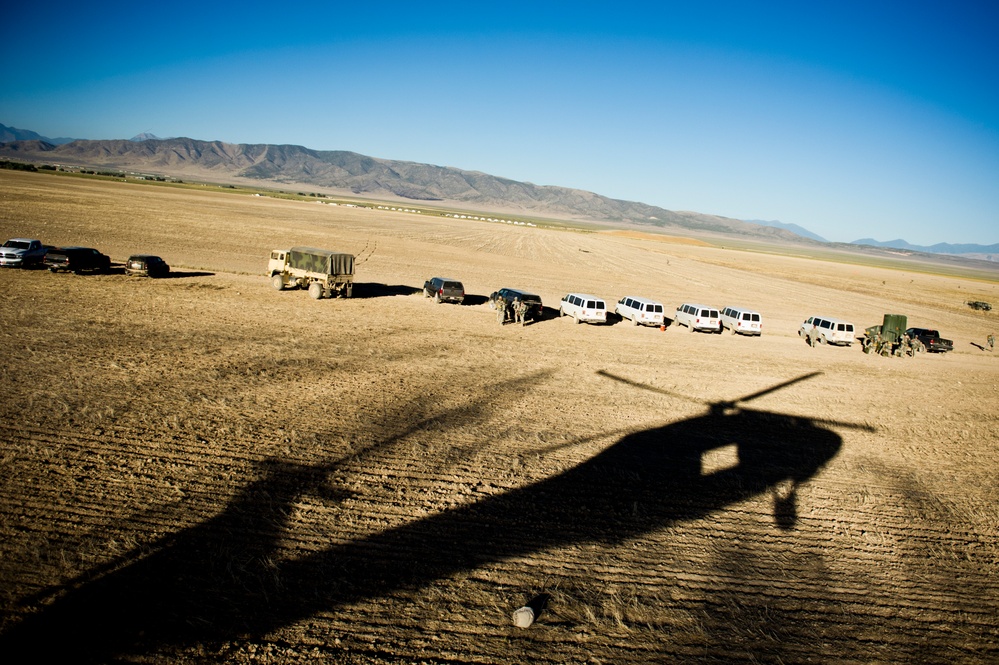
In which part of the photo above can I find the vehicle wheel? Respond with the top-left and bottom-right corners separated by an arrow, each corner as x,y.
308,282 -> 324,299
271,274 -> 285,290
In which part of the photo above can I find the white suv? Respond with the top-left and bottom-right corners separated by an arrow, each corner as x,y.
616,296 -> 665,327
559,293 -> 607,324
798,316 -> 855,346
675,303 -> 721,333
720,306 -> 762,336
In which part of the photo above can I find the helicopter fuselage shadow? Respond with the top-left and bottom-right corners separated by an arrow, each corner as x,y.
1,386 -> 842,661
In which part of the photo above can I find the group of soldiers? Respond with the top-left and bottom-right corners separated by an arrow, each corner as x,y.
495,296 -> 530,325
860,331 -> 924,357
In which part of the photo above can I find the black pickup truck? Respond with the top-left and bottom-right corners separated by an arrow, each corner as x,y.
45,246 -> 111,274
906,327 -> 954,353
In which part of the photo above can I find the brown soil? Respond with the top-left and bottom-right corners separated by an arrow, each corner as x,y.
1,170 -> 997,664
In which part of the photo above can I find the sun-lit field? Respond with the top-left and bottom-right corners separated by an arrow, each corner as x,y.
1,169 -> 997,663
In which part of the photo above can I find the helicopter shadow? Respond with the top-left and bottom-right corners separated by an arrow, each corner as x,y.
1,372 -> 851,661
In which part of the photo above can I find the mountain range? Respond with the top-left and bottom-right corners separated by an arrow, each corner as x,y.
850,238 -> 999,263
1,123 -> 995,261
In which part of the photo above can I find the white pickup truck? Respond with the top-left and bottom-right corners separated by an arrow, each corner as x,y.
0,238 -> 47,268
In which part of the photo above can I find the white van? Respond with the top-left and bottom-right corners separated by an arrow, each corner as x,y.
559,293 -> 607,324
720,306 -> 763,336
675,303 -> 721,333
615,296 -> 665,327
798,316 -> 855,346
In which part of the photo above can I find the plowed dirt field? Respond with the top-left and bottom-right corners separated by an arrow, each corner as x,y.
1,170 -> 997,664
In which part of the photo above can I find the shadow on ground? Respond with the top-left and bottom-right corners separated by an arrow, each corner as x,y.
0,373 -> 845,662
350,282 -> 422,298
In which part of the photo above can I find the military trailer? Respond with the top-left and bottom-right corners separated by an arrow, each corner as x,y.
861,314 -> 920,357
269,247 -> 354,299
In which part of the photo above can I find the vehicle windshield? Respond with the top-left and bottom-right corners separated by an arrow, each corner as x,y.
3,240 -> 29,249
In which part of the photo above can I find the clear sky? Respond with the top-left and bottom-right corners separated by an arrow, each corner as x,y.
2,1 -> 997,245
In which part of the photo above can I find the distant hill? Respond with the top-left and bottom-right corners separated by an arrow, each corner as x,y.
852,238 -> 999,262
746,219 -> 826,242
0,134 -> 812,243
0,123 -> 75,145
1,128 -> 992,260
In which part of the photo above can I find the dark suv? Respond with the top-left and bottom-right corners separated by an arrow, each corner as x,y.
489,287 -> 543,320
44,247 -> 111,274
905,327 -> 953,353
423,276 -> 464,304
125,254 -> 170,277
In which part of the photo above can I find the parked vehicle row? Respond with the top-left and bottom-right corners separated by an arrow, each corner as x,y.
2,237 -> 170,277
423,275 -> 954,353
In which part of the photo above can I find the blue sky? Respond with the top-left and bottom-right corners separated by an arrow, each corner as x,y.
2,1 -> 997,245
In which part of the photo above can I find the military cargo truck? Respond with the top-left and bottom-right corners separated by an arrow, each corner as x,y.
269,247 -> 354,299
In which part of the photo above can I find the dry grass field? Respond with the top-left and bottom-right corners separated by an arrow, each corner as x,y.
1,169 -> 997,664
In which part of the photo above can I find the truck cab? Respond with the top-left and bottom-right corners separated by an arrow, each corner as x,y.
0,238 -> 47,268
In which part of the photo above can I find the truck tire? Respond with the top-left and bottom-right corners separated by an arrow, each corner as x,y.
308,282 -> 324,299
271,274 -> 285,291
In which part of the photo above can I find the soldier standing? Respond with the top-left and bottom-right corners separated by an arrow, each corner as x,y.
988,333 -> 995,351
513,298 -> 526,325
496,296 -> 507,325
